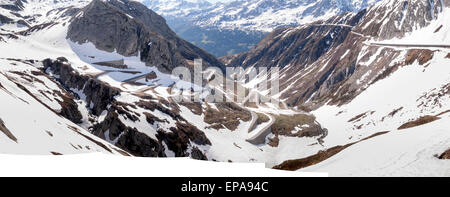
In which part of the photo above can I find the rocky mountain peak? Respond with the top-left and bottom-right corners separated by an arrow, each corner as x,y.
102,0 -> 177,40
68,0 -> 225,72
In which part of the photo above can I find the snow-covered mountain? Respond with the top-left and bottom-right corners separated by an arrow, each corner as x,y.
145,0 -> 380,57
226,0 -> 450,175
150,0 -> 379,32
0,0 -> 129,156
0,0 -> 326,164
0,0 -> 449,176
139,0 -> 211,17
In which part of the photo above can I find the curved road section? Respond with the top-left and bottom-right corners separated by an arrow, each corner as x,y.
246,113 -> 275,145
370,43 -> 450,49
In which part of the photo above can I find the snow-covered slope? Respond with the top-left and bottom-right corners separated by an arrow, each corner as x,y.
301,115 -> 450,176
302,2 -> 450,175
1,0 -> 449,176
305,53 -> 450,176
0,0 -> 328,166
0,0 -> 131,156
375,1 -> 450,45
0,58 -> 129,156
227,0 -> 450,176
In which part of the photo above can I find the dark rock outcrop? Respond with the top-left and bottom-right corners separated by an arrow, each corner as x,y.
93,110 -> 165,157
157,122 -> 211,159
42,58 -> 120,116
0,0 -> 25,11
0,118 -> 18,143
67,0 -> 224,73
56,91 -> 83,124
439,149 -> 450,159
190,146 -> 208,160
42,58 -> 210,158
0,14 -> 14,24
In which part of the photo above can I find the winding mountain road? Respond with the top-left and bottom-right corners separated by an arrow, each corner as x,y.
312,24 -> 353,28
90,64 -> 307,146
247,111 -> 258,133
370,43 -> 450,49
246,113 -> 275,145
122,72 -> 155,83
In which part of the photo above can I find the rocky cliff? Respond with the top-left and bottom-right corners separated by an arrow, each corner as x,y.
67,0 -> 224,73
224,11 -> 366,69
224,0 -> 448,110
42,57 -> 211,159
356,0 -> 447,40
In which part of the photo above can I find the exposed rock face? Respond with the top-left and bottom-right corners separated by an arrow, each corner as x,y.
157,122 -> 211,158
0,118 -> 18,143
42,58 -> 210,159
0,0 -> 25,11
93,110 -> 165,157
225,0 -> 446,110
67,0 -> 224,73
439,149 -> 450,159
0,14 -> 14,24
42,58 -> 119,116
105,0 -> 176,40
190,146 -> 208,160
357,0 -> 447,40
225,11 -> 366,69
57,91 -> 83,124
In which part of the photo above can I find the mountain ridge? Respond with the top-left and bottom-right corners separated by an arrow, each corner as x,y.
0,0 -> 449,176
68,0 -> 225,72
145,0 -> 381,57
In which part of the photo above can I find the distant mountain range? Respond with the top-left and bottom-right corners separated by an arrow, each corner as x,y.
143,0 -> 380,57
